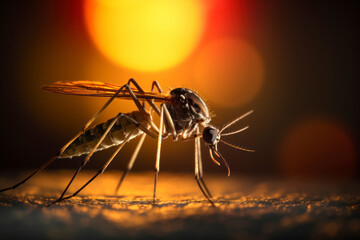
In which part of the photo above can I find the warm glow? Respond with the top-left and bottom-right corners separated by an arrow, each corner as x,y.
194,38 -> 264,107
84,0 -> 205,72
280,119 -> 357,180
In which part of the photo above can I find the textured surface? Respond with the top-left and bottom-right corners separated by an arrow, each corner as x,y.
0,170 -> 360,239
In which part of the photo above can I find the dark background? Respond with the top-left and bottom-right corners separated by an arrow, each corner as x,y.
0,1 -> 359,179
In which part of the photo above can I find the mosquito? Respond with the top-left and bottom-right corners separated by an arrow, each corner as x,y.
0,79 -> 253,206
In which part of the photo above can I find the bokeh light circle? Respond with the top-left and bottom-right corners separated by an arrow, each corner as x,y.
194,38 -> 264,107
84,0 -> 205,72
280,119 -> 356,180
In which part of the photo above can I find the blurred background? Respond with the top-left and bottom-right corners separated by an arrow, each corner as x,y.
0,0 -> 359,180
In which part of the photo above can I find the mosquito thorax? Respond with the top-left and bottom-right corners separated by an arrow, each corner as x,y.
202,126 -> 219,145
167,88 -> 211,132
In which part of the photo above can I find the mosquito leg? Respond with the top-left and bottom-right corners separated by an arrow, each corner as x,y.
122,81 -> 173,141
114,80 -> 164,194
195,127 -> 215,207
117,84 -> 159,135
153,104 -> 165,202
0,86 -> 129,193
199,177 -> 213,199
114,132 -> 146,194
149,81 -> 167,200
0,155 -> 57,193
116,113 -> 157,139
163,104 -> 177,140
147,80 -> 163,113
151,80 -> 163,93
55,112 -> 152,203
198,153 -> 213,199
149,81 -> 175,140
55,112 -> 122,203
58,128 -> 138,203
127,78 -> 161,116
80,85 -> 129,132
195,127 -> 213,198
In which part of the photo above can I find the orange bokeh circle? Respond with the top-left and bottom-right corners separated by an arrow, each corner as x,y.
194,38 -> 264,107
280,119 -> 357,180
84,0 -> 205,72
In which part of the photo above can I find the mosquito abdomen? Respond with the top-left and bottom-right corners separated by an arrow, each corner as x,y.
59,111 -> 148,158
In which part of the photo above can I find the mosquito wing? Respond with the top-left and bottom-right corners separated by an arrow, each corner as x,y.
42,81 -> 171,102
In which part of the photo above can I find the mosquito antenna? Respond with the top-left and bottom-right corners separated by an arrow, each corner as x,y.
220,139 -> 255,152
219,110 -> 254,134
213,148 -> 231,176
221,126 -> 249,136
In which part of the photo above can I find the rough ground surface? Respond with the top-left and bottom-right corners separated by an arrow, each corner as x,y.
0,170 -> 359,239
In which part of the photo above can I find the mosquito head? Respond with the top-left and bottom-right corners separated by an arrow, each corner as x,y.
202,125 -> 231,175
202,125 -> 220,146
203,110 -> 255,177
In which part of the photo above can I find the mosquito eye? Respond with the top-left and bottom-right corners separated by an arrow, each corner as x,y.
203,127 -> 218,144
193,104 -> 201,113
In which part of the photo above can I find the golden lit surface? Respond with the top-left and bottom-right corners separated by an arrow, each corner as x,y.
84,0 -> 205,72
1,170 -> 360,238
194,38 -> 264,107
280,119 -> 357,180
